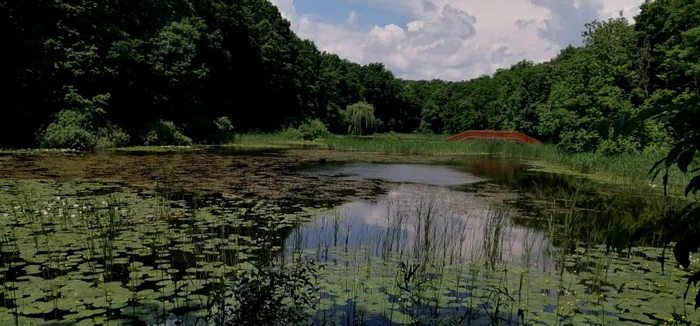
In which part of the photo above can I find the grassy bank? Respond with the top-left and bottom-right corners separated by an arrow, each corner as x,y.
1,132 -> 692,194
235,132 -> 694,193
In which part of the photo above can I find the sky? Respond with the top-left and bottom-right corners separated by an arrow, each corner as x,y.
268,0 -> 644,81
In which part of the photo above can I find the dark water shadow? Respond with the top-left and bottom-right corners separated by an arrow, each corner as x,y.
300,162 -> 485,187
453,159 -> 686,243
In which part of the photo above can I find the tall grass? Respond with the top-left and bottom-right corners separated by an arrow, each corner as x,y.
232,132 -> 694,192
282,182 -> 699,325
325,134 -> 692,192
285,185 -> 572,324
0,184 -> 322,326
235,130 -> 321,148
1,178 -> 696,325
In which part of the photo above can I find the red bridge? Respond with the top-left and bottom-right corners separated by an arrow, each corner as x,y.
445,130 -> 541,144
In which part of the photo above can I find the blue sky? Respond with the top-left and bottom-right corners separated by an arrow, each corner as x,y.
274,0 -> 643,81
292,0 -> 413,28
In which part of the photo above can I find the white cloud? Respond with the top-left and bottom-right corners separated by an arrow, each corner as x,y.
270,0 -> 644,81
345,10 -> 358,26
270,0 -> 296,21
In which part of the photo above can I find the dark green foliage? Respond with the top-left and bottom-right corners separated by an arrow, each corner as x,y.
37,87 -> 119,150
345,102 -> 377,136
96,123 -> 131,148
142,120 -> 193,146
605,229 -> 631,255
39,110 -> 97,151
187,117 -> 235,144
210,117 -> 235,144
1,0 -> 698,158
686,271 -> 700,309
213,257 -> 321,325
297,119 -> 330,141
602,43 -> 700,306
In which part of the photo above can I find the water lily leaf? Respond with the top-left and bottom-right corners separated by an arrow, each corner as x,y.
61,280 -> 95,293
146,273 -> 170,282
67,272 -> 87,280
74,317 -> 99,326
55,296 -> 84,312
126,279 -> 143,288
136,289 -> 157,301
184,281 -> 206,293
93,315 -> 108,325
109,298 -> 129,310
157,284 -> 177,298
22,265 -> 41,275
186,294 -> 208,303
18,304 -> 42,315
33,301 -> 56,313
105,318 -> 136,325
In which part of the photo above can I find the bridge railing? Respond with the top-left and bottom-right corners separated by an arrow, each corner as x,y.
445,130 -> 540,144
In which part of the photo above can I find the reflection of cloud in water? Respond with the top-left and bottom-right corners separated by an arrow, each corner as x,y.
289,184 -> 551,267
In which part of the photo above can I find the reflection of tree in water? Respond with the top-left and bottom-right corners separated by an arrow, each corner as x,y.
464,159 -> 688,248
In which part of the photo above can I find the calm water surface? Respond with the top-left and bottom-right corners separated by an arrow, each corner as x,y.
293,162 -> 557,267
0,151 -> 692,326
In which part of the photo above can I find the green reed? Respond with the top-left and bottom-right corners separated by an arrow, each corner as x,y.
286,185 -> 698,325
0,176 -> 698,325
234,131 -> 694,193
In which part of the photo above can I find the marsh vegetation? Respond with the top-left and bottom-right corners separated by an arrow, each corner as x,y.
3,0 -> 700,324
0,149 -> 697,325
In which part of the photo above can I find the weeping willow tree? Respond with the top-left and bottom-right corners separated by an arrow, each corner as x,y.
345,102 -> 377,136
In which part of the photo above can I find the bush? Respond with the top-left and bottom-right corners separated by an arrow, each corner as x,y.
186,116 -> 236,144
143,120 -> 193,146
96,123 -> 131,148
209,117 -> 235,144
297,119 -> 329,141
557,130 -> 601,153
279,127 -> 304,140
39,110 -> 97,151
597,138 -> 638,156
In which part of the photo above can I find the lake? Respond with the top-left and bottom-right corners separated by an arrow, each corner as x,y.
0,149 -> 695,325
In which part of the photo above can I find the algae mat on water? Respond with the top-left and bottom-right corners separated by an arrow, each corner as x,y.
0,150 -> 421,206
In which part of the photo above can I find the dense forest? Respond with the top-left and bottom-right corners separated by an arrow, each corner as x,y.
1,0 -> 698,153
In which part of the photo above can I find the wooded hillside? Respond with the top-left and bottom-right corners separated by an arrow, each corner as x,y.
2,0 -> 698,153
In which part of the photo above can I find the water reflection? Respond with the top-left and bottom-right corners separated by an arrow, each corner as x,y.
285,161 -> 693,325
459,159 -> 687,247
293,159 -> 683,271
289,181 -> 552,268
302,163 -> 484,186
290,158 -> 685,269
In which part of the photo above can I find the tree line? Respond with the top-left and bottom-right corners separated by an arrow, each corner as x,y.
1,0 -> 698,153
